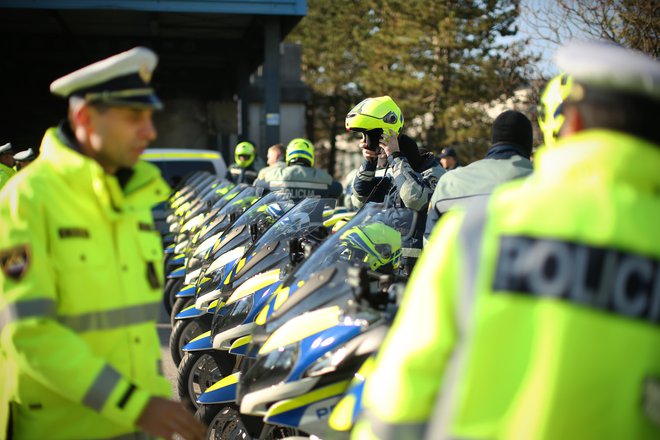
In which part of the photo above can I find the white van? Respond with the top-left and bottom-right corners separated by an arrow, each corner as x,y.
141,148 -> 227,188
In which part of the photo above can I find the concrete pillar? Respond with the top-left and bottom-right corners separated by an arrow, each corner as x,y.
263,17 -> 281,151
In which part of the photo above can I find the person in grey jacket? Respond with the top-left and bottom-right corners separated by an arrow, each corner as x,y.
424,109 -> 534,242
253,137 -> 342,201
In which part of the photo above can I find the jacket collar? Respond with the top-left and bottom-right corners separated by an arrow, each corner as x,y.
536,129 -> 660,192
39,125 -> 169,213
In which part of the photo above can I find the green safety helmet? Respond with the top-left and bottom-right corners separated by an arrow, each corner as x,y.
538,74 -> 573,148
340,222 -> 402,271
345,96 -> 404,135
286,138 -> 315,167
235,141 -> 256,168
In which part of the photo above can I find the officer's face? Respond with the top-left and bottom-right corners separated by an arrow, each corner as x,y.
88,106 -> 157,173
440,156 -> 456,170
267,148 -> 280,165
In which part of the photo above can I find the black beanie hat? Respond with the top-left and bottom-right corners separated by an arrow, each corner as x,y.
491,110 -> 533,156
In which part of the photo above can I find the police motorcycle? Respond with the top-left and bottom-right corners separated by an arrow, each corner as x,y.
194,204 -> 413,438
155,171 -> 213,234
169,184 -> 264,323
162,176 -> 234,269
167,185 -> 270,364
160,173 -> 227,254
164,173 -> 228,236
168,191 -> 298,368
175,197 -> 339,410
163,181 -> 249,314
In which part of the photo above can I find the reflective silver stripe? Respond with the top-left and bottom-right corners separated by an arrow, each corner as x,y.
58,302 -> 160,332
435,193 -> 491,216
268,181 -> 329,190
82,364 -> 121,412
401,247 -> 423,258
425,197 -> 491,440
364,409 -> 426,440
0,298 -> 57,331
156,359 -> 163,375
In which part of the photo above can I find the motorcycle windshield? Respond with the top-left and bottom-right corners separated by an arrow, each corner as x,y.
186,179 -> 234,213
199,186 -> 264,240
211,191 -> 297,257
281,203 -> 414,288
208,183 -> 251,214
230,197 -> 337,286
182,179 -> 234,222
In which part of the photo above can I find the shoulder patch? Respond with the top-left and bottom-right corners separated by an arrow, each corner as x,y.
0,245 -> 30,280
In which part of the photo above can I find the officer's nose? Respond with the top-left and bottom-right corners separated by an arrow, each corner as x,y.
142,116 -> 157,142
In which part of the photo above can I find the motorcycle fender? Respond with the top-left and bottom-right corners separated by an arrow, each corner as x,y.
206,299 -> 220,314
175,283 -> 196,298
182,331 -> 213,352
228,335 -> 251,356
196,372 -> 241,405
169,253 -> 186,266
166,265 -> 186,279
174,304 -> 207,321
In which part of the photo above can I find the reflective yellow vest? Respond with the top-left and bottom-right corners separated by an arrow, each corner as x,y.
0,127 -> 171,439
0,163 -> 15,191
358,130 -> 660,440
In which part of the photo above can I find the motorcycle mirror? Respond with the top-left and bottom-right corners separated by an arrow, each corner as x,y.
288,238 -> 305,265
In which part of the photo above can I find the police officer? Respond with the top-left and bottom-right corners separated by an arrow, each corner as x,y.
347,96 -> 444,272
12,148 -> 36,171
437,146 -> 460,170
253,137 -> 342,201
256,143 -> 286,180
0,143 -> 16,190
355,41 -> 660,440
424,110 -> 534,242
0,47 -> 205,440
226,141 -> 262,184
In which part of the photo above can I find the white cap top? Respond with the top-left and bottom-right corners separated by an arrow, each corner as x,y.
50,46 -> 162,109
0,143 -> 12,154
555,40 -> 660,100
13,148 -> 35,161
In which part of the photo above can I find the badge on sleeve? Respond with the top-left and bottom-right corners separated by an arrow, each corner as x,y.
0,245 -> 30,280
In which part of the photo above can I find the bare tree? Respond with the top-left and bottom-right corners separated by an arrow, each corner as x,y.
521,0 -> 659,59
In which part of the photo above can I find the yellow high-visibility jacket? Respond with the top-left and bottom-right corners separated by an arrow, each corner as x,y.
0,126 -> 171,439
357,129 -> 660,440
0,163 -> 16,191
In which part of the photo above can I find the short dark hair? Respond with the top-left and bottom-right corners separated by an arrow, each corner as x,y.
568,85 -> 660,145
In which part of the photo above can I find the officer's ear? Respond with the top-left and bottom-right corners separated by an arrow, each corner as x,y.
69,98 -> 93,130
559,104 -> 584,138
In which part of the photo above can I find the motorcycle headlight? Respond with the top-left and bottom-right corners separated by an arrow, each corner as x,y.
237,344 -> 298,402
304,346 -> 349,378
211,294 -> 254,338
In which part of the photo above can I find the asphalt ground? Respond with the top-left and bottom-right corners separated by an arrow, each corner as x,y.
157,305 -> 179,398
